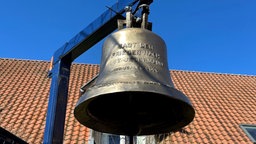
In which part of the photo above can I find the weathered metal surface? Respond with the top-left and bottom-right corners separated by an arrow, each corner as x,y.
74,28 -> 195,136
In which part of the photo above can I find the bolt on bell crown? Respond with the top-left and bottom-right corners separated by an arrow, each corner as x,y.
74,27 -> 195,136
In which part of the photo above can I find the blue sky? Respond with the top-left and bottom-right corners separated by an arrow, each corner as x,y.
0,0 -> 255,75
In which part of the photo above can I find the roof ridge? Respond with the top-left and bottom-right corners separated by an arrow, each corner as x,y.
0,57 -> 49,63
1,58 -> 255,77
72,61 -> 99,66
0,58 -> 99,66
170,69 -> 256,77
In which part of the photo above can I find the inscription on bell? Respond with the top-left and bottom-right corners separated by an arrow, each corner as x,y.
108,42 -> 165,73
112,65 -> 158,73
112,58 -> 164,67
120,42 -> 154,50
95,81 -> 162,88
111,49 -> 160,59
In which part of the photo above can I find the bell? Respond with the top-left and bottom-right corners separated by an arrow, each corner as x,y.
74,28 -> 195,136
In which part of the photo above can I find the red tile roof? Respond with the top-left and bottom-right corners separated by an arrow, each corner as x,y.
0,58 -> 256,143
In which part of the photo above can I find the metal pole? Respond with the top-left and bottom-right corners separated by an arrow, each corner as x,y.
125,6 -> 133,28
43,58 -> 71,144
141,4 -> 149,29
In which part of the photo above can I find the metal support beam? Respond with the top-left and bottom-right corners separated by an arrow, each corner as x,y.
43,57 -> 71,144
43,0 -> 154,143
51,0 -> 141,65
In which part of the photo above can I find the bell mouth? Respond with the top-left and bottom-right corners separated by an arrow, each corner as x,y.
74,91 -> 195,136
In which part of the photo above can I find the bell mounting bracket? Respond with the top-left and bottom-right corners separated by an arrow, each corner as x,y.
118,2 -> 152,30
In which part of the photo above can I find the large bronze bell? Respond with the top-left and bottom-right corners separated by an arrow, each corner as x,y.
74,28 -> 195,136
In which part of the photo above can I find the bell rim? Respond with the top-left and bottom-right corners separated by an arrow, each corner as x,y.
74,88 -> 195,135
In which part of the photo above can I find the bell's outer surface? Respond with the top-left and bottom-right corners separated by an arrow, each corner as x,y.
74,28 -> 195,135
